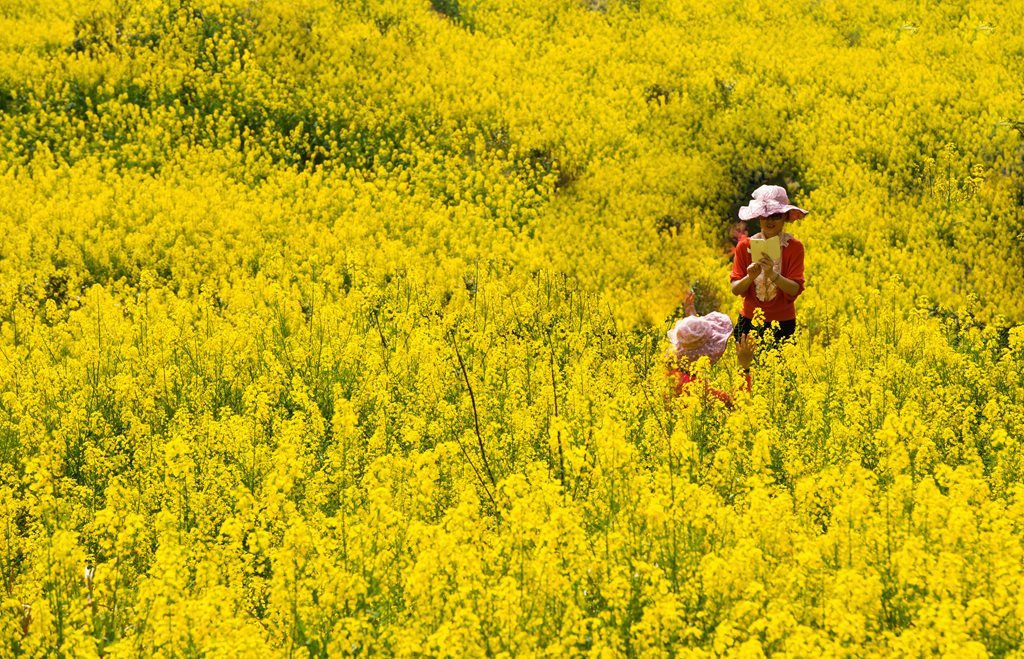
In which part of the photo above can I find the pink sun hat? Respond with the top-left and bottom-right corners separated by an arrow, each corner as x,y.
667,312 -> 734,366
738,185 -> 809,221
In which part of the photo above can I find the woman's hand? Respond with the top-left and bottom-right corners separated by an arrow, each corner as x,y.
736,333 -> 756,370
745,262 -> 762,279
757,255 -> 776,280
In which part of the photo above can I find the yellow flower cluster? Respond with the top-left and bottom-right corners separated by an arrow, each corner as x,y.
0,0 -> 1022,655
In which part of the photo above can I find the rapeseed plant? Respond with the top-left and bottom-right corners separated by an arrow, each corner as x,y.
0,0 -> 1022,655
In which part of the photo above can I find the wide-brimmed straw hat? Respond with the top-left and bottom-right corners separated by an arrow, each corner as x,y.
667,312 -> 733,366
738,185 -> 809,221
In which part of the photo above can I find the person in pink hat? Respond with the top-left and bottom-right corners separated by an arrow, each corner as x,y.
666,292 -> 754,404
729,184 -> 808,343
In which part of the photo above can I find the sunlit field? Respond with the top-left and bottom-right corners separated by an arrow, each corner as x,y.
1,0 -> 1023,655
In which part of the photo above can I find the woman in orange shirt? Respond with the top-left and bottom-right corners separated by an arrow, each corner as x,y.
730,185 -> 808,343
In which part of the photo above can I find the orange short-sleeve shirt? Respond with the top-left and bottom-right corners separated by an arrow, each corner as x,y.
730,235 -> 805,322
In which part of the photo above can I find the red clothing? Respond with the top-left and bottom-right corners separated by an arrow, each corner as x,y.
730,235 -> 805,322
669,369 -> 752,406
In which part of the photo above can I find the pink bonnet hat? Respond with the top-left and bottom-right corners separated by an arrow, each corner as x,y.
738,185 -> 809,221
667,312 -> 734,366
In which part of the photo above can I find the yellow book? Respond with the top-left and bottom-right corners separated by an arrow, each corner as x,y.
749,235 -> 781,263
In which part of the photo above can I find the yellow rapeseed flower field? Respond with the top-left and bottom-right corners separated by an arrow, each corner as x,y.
0,0 -> 1023,655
